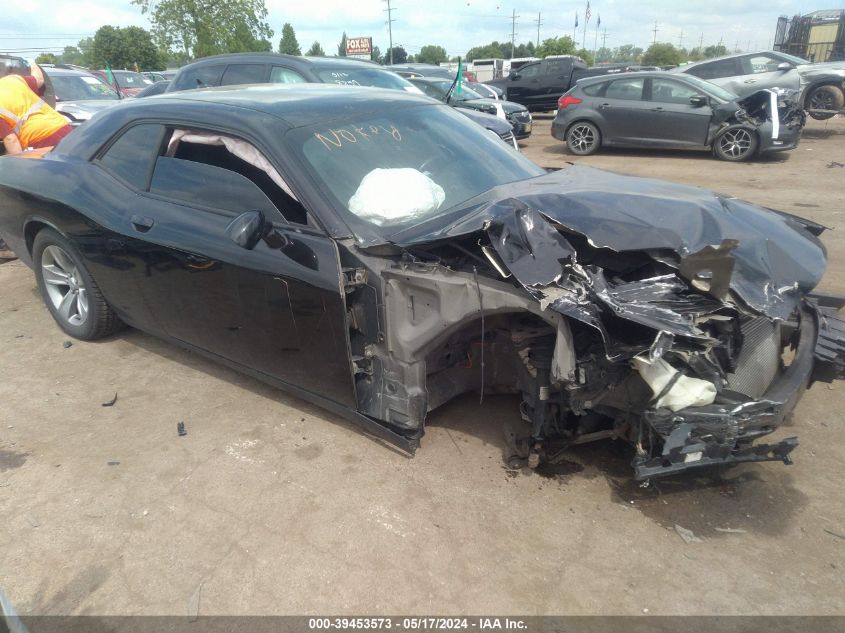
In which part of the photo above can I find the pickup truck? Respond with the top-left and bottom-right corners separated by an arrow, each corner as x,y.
487,55 -> 617,111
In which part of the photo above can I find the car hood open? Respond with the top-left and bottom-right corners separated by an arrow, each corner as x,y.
379,164 -> 827,321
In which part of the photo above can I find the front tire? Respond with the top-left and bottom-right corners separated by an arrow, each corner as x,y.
712,126 -> 759,162
566,121 -> 601,156
32,228 -> 122,340
806,85 -> 844,120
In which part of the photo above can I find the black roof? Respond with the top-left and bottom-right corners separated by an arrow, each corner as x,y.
64,83 -> 435,143
177,53 -> 378,71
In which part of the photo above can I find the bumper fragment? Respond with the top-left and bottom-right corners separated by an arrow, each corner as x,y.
812,302 -> 845,383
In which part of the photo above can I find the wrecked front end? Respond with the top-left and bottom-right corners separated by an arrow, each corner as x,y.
713,88 -> 806,154
342,166 -> 845,479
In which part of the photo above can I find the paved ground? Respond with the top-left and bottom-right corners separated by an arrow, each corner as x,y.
1,116 -> 844,616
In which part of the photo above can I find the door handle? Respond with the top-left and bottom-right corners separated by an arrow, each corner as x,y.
743,79 -> 757,84
651,106 -> 665,111
130,215 -> 155,232
599,103 -> 611,109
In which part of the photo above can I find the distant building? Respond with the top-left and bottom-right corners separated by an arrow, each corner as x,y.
774,9 -> 845,62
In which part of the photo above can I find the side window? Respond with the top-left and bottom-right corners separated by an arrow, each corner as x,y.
173,64 -> 226,90
156,131 -> 309,225
221,64 -> 266,85
686,59 -> 738,80
150,158 -> 278,218
518,64 -> 541,78
270,66 -> 307,84
97,123 -> 166,190
605,77 -> 644,100
542,59 -> 566,75
582,81 -> 607,96
741,54 -> 782,74
650,78 -> 700,104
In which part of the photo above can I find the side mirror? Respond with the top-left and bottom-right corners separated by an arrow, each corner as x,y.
226,210 -> 268,250
689,95 -> 708,107
777,62 -> 793,71
510,72 -> 521,80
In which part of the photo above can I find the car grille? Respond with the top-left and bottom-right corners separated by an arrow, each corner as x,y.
725,317 -> 781,398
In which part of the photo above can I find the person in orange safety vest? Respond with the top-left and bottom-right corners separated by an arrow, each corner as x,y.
0,61 -> 73,155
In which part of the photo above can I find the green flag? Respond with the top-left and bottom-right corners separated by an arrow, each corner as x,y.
456,58 -> 463,96
105,62 -> 115,87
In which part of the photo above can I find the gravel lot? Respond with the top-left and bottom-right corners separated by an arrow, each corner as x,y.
1,115 -> 844,616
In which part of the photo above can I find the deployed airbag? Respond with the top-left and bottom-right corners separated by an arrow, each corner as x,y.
349,168 -> 445,226
633,356 -> 717,411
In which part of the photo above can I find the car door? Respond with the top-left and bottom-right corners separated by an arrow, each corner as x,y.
506,62 -> 542,105
121,126 -> 356,408
643,77 -> 712,146
537,58 -> 570,108
736,53 -> 801,94
594,76 -> 648,143
684,58 -> 744,94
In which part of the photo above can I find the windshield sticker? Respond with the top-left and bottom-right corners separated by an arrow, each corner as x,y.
314,125 -> 402,151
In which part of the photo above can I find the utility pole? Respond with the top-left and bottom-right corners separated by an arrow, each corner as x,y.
678,28 -> 684,49
652,21 -> 659,46
510,9 -> 519,60
601,28 -> 608,49
698,33 -> 704,52
534,12 -> 542,49
383,0 -> 396,64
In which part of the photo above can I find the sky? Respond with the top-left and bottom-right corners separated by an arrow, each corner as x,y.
1,0 -> 841,62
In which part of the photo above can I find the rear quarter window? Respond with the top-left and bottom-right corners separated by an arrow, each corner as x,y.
221,64 -> 266,85
97,123 -> 167,190
582,82 -> 607,96
172,64 -> 226,91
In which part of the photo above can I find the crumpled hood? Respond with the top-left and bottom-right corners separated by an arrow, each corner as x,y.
387,165 -> 827,321
56,99 -> 120,121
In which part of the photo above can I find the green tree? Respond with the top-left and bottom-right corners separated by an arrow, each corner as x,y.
77,37 -> 96,67
371,45 -> 382,63
278,23 -> 300,55
641,42 -> 683,67
611,44 -> 642,63
58,46 -> 85,66
305,41 -> 325,56
416,45 -> 448,65
133,0 -> 272,59
35,53 -> 58,65
703,44 -> 728,59
90,25 -> 164,70
595,46 -> 612,63
575,48 -> 595,65
466,42 -> 504,62
386,46 -> 407,64
337,32 -> 347,56
535,36 -> 577,58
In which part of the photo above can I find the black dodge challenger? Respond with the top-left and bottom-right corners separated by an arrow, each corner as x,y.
1,84 -> 843,479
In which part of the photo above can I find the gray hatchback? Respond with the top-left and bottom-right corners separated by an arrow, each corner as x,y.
551,72 -> 805,161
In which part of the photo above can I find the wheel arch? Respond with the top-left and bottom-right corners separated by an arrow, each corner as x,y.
24,217 -> 65,257
802,79 -> 845,107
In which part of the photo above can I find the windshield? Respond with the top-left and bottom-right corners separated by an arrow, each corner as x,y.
51,75 -> 119,101
316,67 -> 420,93
290,104 -> 544,234
681,75 -> 738,102
428,79 -> 485,101
114,71 -> 151,88
775,52 -> 810,65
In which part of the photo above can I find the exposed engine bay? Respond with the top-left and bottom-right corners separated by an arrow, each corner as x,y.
339,165 -> 845,479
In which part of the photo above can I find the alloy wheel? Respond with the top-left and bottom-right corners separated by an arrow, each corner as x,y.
41,245 -> 88,326
810,89 -> 836,112
568,124 -> 596,153
718,128 -> 753,159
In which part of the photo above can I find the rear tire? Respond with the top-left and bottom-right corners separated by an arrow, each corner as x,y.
806,85 -> 844,120
712,126 -> 759,162
32,227 -> 122,340
565,121 -> 601,156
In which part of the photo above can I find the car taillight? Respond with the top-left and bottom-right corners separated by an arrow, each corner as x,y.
558,94 -> 582,109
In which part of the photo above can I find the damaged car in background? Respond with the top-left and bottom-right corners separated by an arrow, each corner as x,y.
552,72 -> 806,161
0,84 -> 843,482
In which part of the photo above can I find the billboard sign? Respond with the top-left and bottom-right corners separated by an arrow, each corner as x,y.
346,36 -> 373,57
